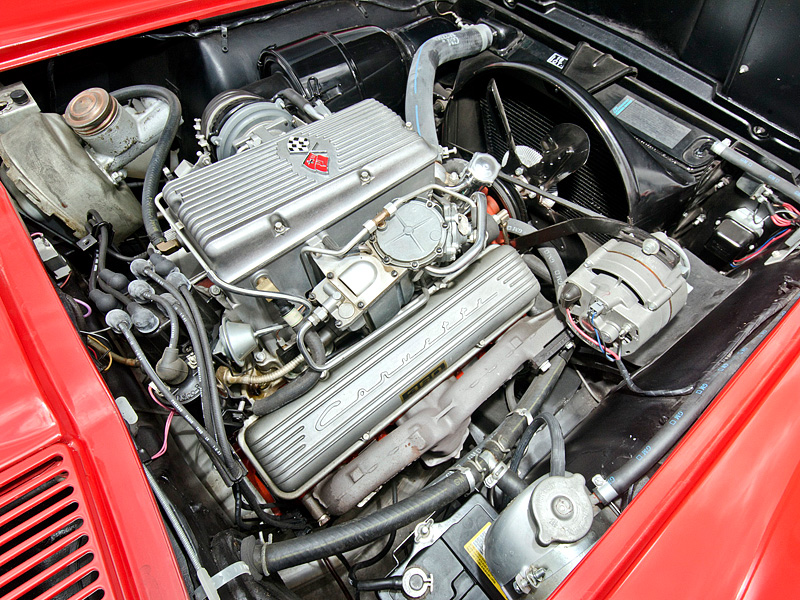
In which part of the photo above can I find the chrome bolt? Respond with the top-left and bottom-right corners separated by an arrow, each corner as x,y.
642,238 -> 660,255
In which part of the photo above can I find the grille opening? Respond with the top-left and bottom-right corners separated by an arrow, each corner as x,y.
0,535 -> 90,597
16,553 -> 96,600
0,449 -> 106,600
0,522 -> 85,577
0,460 -> 64,519
0,502 -> 80,557
0,485 -> 74,538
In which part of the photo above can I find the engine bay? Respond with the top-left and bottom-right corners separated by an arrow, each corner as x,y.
2,0 -> 800,598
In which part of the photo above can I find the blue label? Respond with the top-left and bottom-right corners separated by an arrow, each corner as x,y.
612,97 -> 634,116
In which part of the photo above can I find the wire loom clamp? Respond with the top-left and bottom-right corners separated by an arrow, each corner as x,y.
195,561 -> 251,600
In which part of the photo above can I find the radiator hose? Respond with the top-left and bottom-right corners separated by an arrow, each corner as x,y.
405,24 -> 493,149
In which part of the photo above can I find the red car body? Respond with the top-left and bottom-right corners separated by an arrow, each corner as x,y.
1,2 -> 799,598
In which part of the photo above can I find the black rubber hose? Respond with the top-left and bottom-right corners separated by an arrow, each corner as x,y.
506,219 -> 567,296
110,85 -> 181,247
595,296 -> 796,504
90,223 -> 135,306
89,224 -> 110,292
495,469 -> 526,498
261,472 -> 472,574
351,578 -> 403,592
522,254 -> 552,285
487,354 -> 569,458
405,25 -> 493,148
252,330 -> 325,416
509,412 -> 565,478
348,482 -> 399,599
614,358 -> 694,397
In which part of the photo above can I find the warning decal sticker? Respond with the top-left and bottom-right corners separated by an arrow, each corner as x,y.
464,522 -> 508,600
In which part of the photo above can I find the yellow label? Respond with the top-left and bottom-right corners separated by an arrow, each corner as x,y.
400,361 -> 447,402
464,522 -> 508,600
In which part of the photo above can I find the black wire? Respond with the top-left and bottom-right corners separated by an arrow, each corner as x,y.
88,222 -> 109,292
234,484 -> 257,531
324,557 -> 355,600
107,248 -> 149,262
614,358 -> 694,397
238,484 -> 308,530
347,481 -> 399,599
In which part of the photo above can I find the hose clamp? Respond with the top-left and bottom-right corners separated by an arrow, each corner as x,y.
513,407 -> 534,425
260,542 -> 270,576
453,465 -> 478,491
484,462 -> 508,489
593,479 -> 619,505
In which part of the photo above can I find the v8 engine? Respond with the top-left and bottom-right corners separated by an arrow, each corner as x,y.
5,3 -> 795,599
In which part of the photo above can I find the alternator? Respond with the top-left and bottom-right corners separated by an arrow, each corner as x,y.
562,232 -> 690,356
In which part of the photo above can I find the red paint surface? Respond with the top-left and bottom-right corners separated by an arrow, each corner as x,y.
0,0 -> 282,71
553,298 -> 800,599
3,1 -> 800,596
0,187 -> 187,598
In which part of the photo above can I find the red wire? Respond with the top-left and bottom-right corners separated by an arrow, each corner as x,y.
565,308 -> 621,361
148,384 -> 172,410
151,411 -> 175,459
732,229 -> 791,265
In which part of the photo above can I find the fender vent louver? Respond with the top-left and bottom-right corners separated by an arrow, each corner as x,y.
0,446 -> 109,600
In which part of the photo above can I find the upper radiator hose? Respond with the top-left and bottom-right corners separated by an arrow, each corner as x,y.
405,24 -> 493,150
